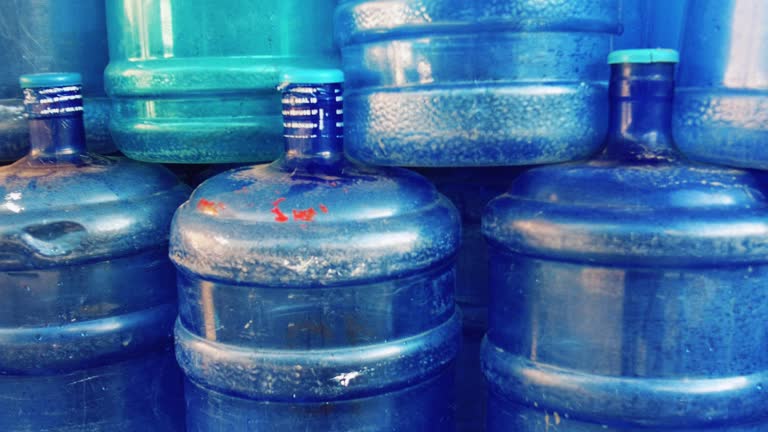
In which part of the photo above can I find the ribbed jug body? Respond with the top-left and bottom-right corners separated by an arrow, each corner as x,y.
614,0 -> 687,50
0,73 -> 189,431
0,0 -> 113,162
170,70 -> 462,431
417,167 -> 518,432
482,51 -> 768,431
105,0 -> 339,163
673,0 -> 768,170
335,0 -> 620,167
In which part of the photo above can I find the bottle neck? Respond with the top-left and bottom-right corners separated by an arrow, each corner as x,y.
24,84 -> 87,162
604,63 -> 677,161
281,82 -> 344,165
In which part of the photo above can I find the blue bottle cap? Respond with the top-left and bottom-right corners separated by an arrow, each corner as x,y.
608,49 -> 679,64
19,72 -> 82,89
280,68 -> 344,85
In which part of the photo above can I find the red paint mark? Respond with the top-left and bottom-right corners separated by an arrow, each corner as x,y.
197,198 -> 225,216
293,207 -> 317,222
319,204 -> 328,213
271,197 -> 289,222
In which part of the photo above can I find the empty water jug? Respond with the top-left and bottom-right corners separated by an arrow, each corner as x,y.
673,0 -> 768,170
482,49 -> 768,431
0,73 -> 189,431
335,0 -> 620,166
416,167 -> 519,432
0,0 -> 114,162
170,69 -> 462,431
105,0 -> 339,163
614,0 -> 687,50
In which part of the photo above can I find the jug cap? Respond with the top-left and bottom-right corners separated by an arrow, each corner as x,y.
280,68 -> 344,84
608,49 -> 679,65
19,72 -> 82,89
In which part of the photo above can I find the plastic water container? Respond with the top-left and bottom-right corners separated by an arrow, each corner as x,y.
335,0 -> 620,167
482,50 -> 768,431
170,69 -> 462,430
673,0 -> 768,170
416,167 -> 519,432
0,0 -> 114,162
614,0 -> 687,50
105,0 -> 339,164
0,73 -> 189,431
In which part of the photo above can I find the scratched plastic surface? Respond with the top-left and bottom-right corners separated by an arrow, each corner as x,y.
105,0 -> 339,164
482,51 -> 768,431
614,0 -> 687,50
673,0 -> 768,170
170,70 -> 462,431
0,0 -> 114,162
335,0 -> 620,167
0,73 -> 189,431
416,167 -> 518,432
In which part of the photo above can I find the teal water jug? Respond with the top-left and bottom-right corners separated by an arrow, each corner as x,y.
105,0 -> 338,163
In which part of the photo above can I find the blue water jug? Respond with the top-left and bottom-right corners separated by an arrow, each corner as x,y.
335,0 -> 620,167
614,0 -> 687,50
482,49 -> 768,431
105,0 -> 338,164
673,0 -> 768,170
0,73 -> 189,431
170,69 -> 462,431
0,0 -> 114,162
416,167 -> 518,432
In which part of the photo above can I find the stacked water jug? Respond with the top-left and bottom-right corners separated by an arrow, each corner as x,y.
1,0 -> 767,431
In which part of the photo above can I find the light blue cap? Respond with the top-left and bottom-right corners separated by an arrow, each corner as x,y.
608,49 -> 679,64
280,68 -> 344,84
19,72 -> 82,88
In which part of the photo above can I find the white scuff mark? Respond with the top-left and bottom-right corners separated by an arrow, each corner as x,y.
4,202 -> 23,213
68,375 -> 101,386
331,371 -> 361,387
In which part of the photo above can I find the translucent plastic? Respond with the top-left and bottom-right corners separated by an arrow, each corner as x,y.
416,167 -> 519,432
614,0 -> 687,50
335,0 -> 620,166
0,0 -> 114,161
673,0 -> 768,170
0,76 -> 190,431
482,61 -> 768,430
170,79 -> 462,430
105,0 -> 339,163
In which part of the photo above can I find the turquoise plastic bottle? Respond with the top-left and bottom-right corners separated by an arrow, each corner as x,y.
0,73 -> 189,431
0,0 -> 114,162
105,0 -> 338,163
170,69 -> 461,430
673,0 -> 768,170
416,167 -> 519,432
335,0 -> 620,166
482,49 -> 768,431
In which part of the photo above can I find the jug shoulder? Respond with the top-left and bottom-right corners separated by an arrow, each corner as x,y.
0,156 -> 190,270
171,161 -> 461,286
